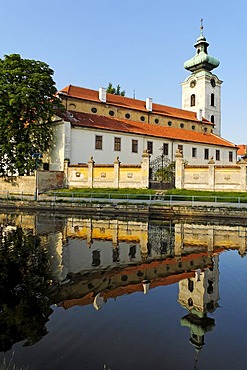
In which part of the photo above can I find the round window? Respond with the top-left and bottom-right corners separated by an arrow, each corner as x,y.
192,125 -> 195,130
180,123 -> 184,128
109,110 -> 114,116
140,116 -> 145,122
91,107 -> 97,113
168,121 -> 172,126
125,113 -> 130,119
155,118 -> 159,124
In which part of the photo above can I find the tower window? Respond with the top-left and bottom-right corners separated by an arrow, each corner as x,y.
211,93 -> 215,106
190,94 -> 196,107
204,148 -> 209,160
211,115 -> 215,123
188,279 -> 194,293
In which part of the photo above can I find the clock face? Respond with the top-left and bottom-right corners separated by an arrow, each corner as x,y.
211,78 -> 216,87
190,80 -> 196,88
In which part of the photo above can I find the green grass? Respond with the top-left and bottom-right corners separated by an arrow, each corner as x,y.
165,189 -> 247,203
44,187 -> 247,204
50,187 -> 156,195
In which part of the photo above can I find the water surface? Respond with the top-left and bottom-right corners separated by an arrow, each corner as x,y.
0,212 -> 247,369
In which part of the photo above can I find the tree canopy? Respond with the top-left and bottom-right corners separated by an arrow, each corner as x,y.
106,82 -> 125,96
0,54 -> 62,176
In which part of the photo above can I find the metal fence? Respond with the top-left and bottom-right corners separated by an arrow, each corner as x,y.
1,190 -> 247,208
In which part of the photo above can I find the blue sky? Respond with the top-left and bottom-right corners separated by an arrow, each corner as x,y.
0,0 -> 246,144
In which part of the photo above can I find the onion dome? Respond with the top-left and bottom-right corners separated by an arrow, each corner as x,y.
184,21 -> 220,73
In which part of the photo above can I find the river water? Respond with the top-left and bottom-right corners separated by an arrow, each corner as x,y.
0,210 -> 247,370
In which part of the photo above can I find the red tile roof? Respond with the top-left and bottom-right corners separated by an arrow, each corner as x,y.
237,144 -> 247,156
58,85 -> 212,124
55,110 -> 237,148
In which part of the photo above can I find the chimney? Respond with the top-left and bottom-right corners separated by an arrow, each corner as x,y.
99,87 -> 106,102
146,98 -> 153,112
197,108 -> 203,121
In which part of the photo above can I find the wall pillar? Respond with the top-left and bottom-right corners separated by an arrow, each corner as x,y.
63,159 -> 70,188
141,150 -> 150,188
88,156 -> 94,188
239,159 -> 247,191
174,223 -> 183,259
114,156 -> 120,188
208,157 -> 215,191
175,149 -> 184,189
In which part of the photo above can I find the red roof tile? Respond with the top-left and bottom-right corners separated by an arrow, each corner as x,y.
55,110 -> 237,148
58,85 -> 212,124
237,144 -> 247,156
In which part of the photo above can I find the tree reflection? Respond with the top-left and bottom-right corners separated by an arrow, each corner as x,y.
0,225 -> 53,352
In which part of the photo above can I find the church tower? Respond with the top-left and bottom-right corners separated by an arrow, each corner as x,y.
181,21 -> 222,136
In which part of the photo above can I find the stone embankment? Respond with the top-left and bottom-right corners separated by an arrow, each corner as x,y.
1,199 -> 247,220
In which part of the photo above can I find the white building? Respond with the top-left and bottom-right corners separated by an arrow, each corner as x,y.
49,26 -> 237,172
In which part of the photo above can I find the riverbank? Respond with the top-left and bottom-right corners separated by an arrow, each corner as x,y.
1,198 -> 247,220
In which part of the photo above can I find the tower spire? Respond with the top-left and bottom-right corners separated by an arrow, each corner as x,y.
200,18 -> 204,36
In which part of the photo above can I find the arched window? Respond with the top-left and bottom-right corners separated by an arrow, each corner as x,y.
190,94 -> 195,107
211,115 -> 214,123
211,93 -> 215,106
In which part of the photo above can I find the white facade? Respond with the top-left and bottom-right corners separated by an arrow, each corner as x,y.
182,72 -> 222,136
50,120 -> 237,170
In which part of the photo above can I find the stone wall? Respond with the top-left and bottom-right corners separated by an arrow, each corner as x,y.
175,150 -> 247,191
65,151 -> 150,189
38,171 -> 65,192
0,171 -> 64,195
0,176 -> 36,194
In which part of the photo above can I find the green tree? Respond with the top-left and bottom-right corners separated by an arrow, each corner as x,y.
0,226 -> 53,351
106,82 -> 125,96
0,54 -> 62,176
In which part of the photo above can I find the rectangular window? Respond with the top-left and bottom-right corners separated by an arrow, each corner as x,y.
95,135 -> 102,150
178,144 -> 183,154
163,143 -> 169,156
132,139 -> 138,153
216,149 -> 220,161
147,141 -> 153,154
204,148 -> 209,160
114,137 -> 121,151
192,147 -> 197,158
229,151 -> 233,162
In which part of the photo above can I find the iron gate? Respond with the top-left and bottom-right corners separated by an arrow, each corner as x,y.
149,155 -> 175,190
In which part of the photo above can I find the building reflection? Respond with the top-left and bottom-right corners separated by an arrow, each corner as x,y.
178,255 -> 219,368
0,211 -> 247,353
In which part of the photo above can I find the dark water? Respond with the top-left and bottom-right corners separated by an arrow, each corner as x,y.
0,211 -> 247,370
